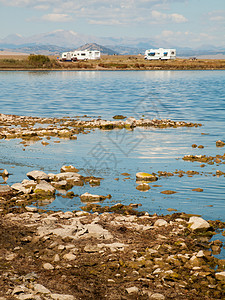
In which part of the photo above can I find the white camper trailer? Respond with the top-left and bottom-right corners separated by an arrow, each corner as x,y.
73,50 -> 101,60
61,52 -> 74,61
61,50 -> 101,61
144,48 -> 176,60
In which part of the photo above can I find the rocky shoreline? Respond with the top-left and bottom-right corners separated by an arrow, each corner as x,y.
0,113 -> 225,299
0,203 -> 225,299
0,165 -> 225,299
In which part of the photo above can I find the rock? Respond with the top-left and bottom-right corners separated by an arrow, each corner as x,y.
0,185 -> 12,194
215,271 -> 225,282
126,286 -> 139,294
50,294 -> 75,300
216,140 -> 225,147
63,253 -> 76,261
33,283 -> 50,294
12,285 -> 28,295
27,170 -> 49,181
51,180 -> 70,189
34,181 -> 55,196
154,219 -> 168,227
161,190 -> 177,195
188,216 -> 210,231
2,169 -> 9,176
85,223 -> 113,240
113,115 -> 126,119
136,172 -> 158,181
84,244 -> 101,253
11,182 -> 32,194
43,263 -> 54,270
80,192 -> 106,202
150,293 -> 165,300
136,183 -> 150,191
192,188 -> 203,192
25,206 -> 38,212
53,172 -> 81,182
60,165 -> 79,173
16,293 -> 34,299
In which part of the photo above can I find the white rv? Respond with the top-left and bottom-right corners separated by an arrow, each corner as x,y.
61,50 -> 101,61
144,48 -> 176,60
73,50 -> 101,60
61,51 -> 74,61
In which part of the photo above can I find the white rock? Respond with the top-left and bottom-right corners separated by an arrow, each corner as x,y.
85,223 -> 113,239
154,219 -> 168,227
43,263 -> 54,270
0,185 -> 12,193
188,216 -> 210,231
12,285 -> 27,295
11,183 -> 32,194
34,182 -> 55,195
54,172 -> 81,181
50,294 -> 75,300
196,250 -> 205,258
25,206 -> 38,212
150,293 -> 165,300
27,170 -> 49,181
54,254 -> 60,262
215,271 -> 225,282
126,286 -> 139,294
80,192 -> 103,202
63,253 -> 76,261
33,283 -> 50,294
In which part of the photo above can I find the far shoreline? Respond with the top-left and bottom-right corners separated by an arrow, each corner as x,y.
1,54 -> 225,70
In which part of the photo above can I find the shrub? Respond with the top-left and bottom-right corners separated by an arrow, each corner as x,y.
28,54 -> 51,68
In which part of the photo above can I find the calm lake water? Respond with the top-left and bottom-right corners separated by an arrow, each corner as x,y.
0,71 -> 225,224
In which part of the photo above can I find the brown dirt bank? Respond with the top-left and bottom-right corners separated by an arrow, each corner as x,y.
1,55 -> 225,70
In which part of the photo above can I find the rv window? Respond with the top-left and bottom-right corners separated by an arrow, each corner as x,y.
81,53 -> 86,56
149,52 -> 155,56
164,52 -> 168,56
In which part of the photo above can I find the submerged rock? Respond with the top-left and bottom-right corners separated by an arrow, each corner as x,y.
136,183 -> 150,191
161,190 -> 177,195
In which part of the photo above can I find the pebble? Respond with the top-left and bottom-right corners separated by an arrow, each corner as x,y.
43,263 -> 54,270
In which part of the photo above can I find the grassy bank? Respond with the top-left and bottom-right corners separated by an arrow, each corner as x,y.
1,54 -> 225,70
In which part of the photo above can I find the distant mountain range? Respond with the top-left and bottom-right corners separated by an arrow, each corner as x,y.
0,30 -> 225,57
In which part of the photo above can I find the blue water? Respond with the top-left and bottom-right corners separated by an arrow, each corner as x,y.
0,71 -> 225,224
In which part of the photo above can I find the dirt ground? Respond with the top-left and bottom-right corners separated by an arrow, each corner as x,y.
0,207 -> 225,299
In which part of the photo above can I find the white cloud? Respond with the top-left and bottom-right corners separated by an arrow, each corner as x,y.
42,13 -> 72,22
151,10 -> 187,23
34,5 -> 49,10
0,0 -> 188,28
208,11 -> 225,22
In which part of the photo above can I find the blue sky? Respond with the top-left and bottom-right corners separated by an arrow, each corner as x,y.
1,0 -> 225,47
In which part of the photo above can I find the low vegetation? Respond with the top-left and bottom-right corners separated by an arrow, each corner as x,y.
1,54 -> 225,70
